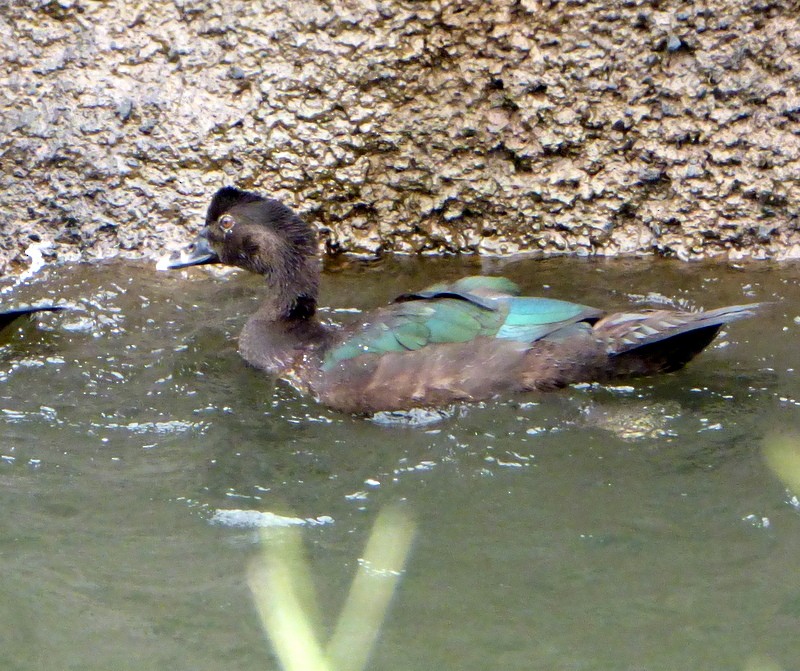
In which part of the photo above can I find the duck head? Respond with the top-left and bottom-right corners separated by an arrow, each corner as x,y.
160,186 -> 320,317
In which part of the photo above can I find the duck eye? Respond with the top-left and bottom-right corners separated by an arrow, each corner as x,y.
219,215 -> 236,232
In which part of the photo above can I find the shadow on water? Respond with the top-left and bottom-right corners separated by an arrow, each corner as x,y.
0,256 -> 799,670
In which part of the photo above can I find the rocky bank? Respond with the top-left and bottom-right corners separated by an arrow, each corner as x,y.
2,0 -> 800,276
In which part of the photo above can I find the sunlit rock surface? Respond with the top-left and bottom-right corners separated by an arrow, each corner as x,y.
2,0 -> 799,274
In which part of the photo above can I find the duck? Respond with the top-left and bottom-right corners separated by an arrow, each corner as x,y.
158,186 -> 761,414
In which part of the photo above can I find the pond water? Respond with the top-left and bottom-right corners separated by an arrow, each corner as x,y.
1,255 -> 799,671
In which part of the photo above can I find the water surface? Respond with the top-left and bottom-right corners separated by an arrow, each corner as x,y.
1,256 -> 799,670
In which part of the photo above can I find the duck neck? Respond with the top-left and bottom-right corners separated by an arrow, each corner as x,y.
238,285 -> 328,377
268,254 -> 320,321
255,291 -> 318,323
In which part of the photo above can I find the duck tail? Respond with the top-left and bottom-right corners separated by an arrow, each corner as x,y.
594,302 -> 762,378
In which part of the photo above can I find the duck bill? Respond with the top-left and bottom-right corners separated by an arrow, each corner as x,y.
156,233 -> 219,270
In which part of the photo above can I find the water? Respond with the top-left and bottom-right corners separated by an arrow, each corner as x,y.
1,256 -> 799,670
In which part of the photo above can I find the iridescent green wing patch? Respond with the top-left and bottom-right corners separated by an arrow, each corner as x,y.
322,298 -> 505,369
497,297 -> 603,341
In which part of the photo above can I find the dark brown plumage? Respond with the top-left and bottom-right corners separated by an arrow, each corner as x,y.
158,187 -> 761,413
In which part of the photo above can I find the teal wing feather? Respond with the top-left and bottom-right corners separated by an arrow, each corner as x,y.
323,298 -> 505,370
417,276 -> 522,297
497,297 -> 603,341
322,279 -> 604,369
394,275 -> 521,309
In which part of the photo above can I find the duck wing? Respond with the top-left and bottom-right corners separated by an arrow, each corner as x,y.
322,276 -> 603,370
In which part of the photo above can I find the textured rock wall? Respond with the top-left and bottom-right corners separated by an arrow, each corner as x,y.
2,0 -> 800,275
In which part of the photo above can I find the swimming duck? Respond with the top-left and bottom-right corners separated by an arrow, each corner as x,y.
158,186 -> 760,414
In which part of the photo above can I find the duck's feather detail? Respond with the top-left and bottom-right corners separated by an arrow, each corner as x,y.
394,275 -> 518,310
322,297 -> 505,370
596,303 -> 759,354
396,275 -> 521,301
496,297 -> 603,341
322,287 -> 608,371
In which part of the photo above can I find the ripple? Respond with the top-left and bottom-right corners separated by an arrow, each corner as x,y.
742,514 -> 771,529
370,406 -> 464,426
99,420 -> 206,435
209,509 -> 334,529
579,401 -> 680,441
